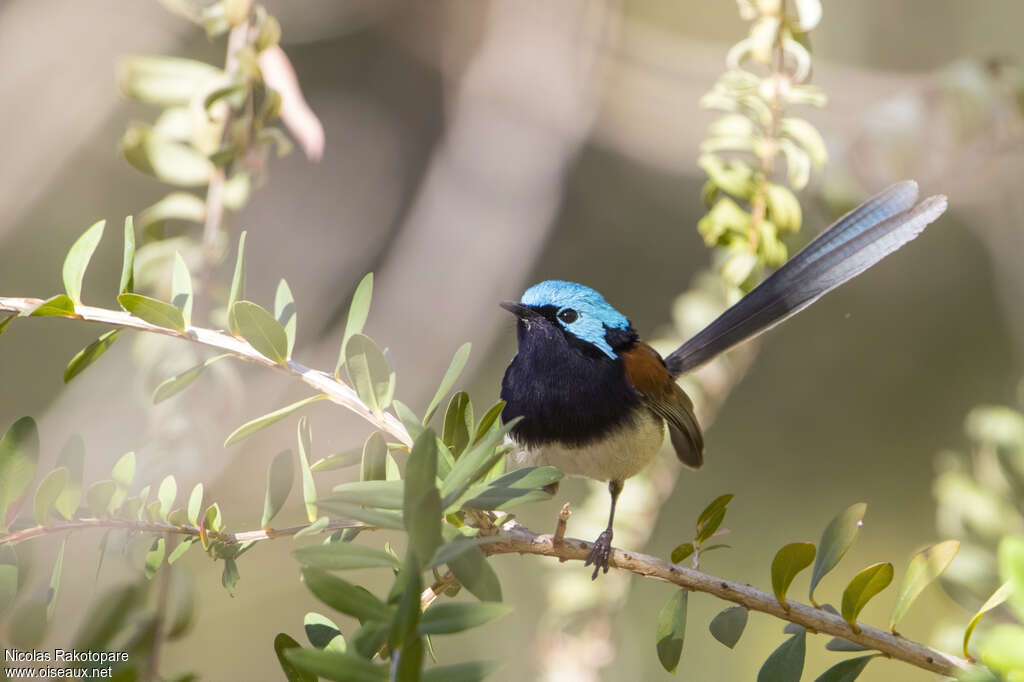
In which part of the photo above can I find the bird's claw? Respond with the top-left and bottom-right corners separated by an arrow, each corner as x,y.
584,529 -> 613,580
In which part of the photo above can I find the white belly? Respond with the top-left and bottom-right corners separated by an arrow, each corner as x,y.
507,411 -> 665,482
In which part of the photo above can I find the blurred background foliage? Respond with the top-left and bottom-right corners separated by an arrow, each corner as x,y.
2,1 -> 1024,681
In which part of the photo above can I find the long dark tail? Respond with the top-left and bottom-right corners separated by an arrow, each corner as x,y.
664,181 -> 948,377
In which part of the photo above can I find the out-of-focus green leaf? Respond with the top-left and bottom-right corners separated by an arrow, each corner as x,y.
153,353 -> 230,403
185,483 -> 203,526
138,192 -> 206,235
275,279 -> 297,358
1000,536 -> 1024,620
64,330 -> 121,383
345,334 -> 395,417
118,293 -> 186,331
418,602 -> 511,636
427,535 -> 503,570
824,638 -> 871,652
171,252 -> 194,325
979,624 -> 1024,679
145,537 -> 165,580
757,630 -> 806,682
329,481 -> 404,509
294,543 -> 399,571
812,654 -> 875,682
335,273 -> 373,377
305,612 -> 346,652
168,538 -> 195,565
423,343 -> 471,425
285,647 -> 386,682
121,123 -> 214,186
841,563 -> 894,627
108,452 -> 135,514
158,475 -> 177,522
311,448 -> 362,473
765,183 -> 803,233
29,295 -> 76,317
275,633 -> 319,682
779,138 -> 811,190
656,589 -> 687,673
224,394 -> 326,447
442,392 -> 474,458
889,540 -> 959,630
33,467 -> 68,525
359,431 -> 388,484
0,546 -> 17,615
62,219 -> 105,304
86,480 -> 115,518
46,539 -> 66,620
294,516 -> 330,540
390,551 -> 422,658
0,417 -> 39,531
302,568 -> 392,622
297,417 -> 318,523
230,300 -> 289,365
421,662 -> 498,682
709,605 -> 747,649
672,543 -> 695,565
780,117 -> 828,169
405,431 -> 443,568
262,450 -> 293,528
228,231 -> 247,335
448,546 -> 501,602
0,313 -> 15,334
772,542 -> 816,606
221,558 -> 240,594
120,216 -> 136,294
54,436 -> 84,520
117,56 -> 221,105
810,503 -> 867,603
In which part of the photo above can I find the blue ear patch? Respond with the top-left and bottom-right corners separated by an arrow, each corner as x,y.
520,280 -> 630,358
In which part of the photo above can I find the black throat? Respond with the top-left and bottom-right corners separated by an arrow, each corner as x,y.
500,316 -> 640,448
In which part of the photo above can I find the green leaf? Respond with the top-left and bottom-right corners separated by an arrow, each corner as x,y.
228,231 -> 247,335
121,123 -> 213,186
109,451 -> 135,512
64,329 -> 121,383
390,551 -> 422,654
284,648 -> 387,682
145,537 -> 166,579
221,557 -> 240,594
33,467 -> 68,525
825,638 -> 871,652
117,56 -> 221,105
979,624 -> 1024,679
889,540 -> 959,630
294,516 -> 331,539
275,633 -> 317,682
780,117 -> 828,168
152,353 -> 230,403
0,313 -> 15,335
47,539 -> 66,620
459,466 -> 563,511
441,418 -> 517,507
360,432 -> 389,481
318,501 -> 404,530
448,546 -> 501,602
302,568 -> 392,622
418,602 -> 511,636
262,450 -> 294,527
29,295 -> 76,317
138,191 -> 206,234
297,417 -> 318,523
171,252 -> 194,325
427,535 -> 503,570
54,436 -> 84,520
473,401 -> 506,444
965,582 -> 1013,656
63,219 -> 105,304
329,481 -> 404,509
765,183 -> 803,233
335,273 -> 373,377
345,334 -> 395,416
841,563 -> 894,628
0,417 -> 39,532
405,431 -> 443,568
812,655 -> 875,682
771,542 -> 816,606
0,546 -> 18,615
442,392 -> 474,458
119,216 -> 136,294
1000,536 -> 1024,620
187,483 -> 203,526
86,480 -> 116,518
230,300 -> 289,365
708,605 -> 747,649
656,589 -> 687,673
311,448 -> 362,473
224,394 -> 326,447
757,631 -> 806,682
158,475 -> 177,522
696,493 -> 733,544
275,279 -> 297,358
423,343 -> 471,425
294,543 -> 400,571
168,538 -> 195,564
810,503 -> 867,603
304,612 -> 346,651
421,662 -> 498,682
118,293 -> 186,331
393,400 -> 425,441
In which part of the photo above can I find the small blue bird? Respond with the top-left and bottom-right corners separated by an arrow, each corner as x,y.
499,181 -> 947,578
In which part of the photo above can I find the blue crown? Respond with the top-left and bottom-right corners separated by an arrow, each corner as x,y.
520,281 -> 629,357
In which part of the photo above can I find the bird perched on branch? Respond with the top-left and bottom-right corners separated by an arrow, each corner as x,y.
499,181 -> 947,579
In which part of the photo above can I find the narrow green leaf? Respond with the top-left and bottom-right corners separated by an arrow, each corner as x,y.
423,343 -> 471,425
294,543 -> 400,571
810,503 -> 867,602
305,612 -> 346,651
329,481 -> 404,509
825,638 -> 871,652
459,466 -> 563,511
390,551 -> 422,652
311,448 -> 362,473
672,543 -> 695,564
964,581 -> 1012,657
345,334 -> 395,416
841,562 -> 894,627
889,540 -> 959,630
118,293 -> 185,331
276,635 -> 322,682
360,432 -> 388,481
186,483 -> 203,526
294,516 -> 331,539
224,394 -> 326,447
222,557 -> 240,594
335,273 -> 373,377
1000,536 -> 1024,620
318,501 -> 404,530
709,605 -> 748,649
442,392 -> 474,458
47,539 -> 66,620
405,431 -> 443,567
656,589 -> 688,673
275,279 -> 297,358
138,191 -> 206,233
473,401 -> 505,444
168,538 -> 195,564
427,535 -> 503,570
0,417 -> 40,531
33,467 -> 69,525
63,220 -> 105,304
440,418 -> 518,506
0,546 -> 17,615
812,655 -> 875,682
153,353 -> 230,404
421,662 -> 498,682
117,56 -> 221,105
297,417 -> 318,522
757,631 -> 806,682
228,231 -> 247,335
285,647 -> 387,682
230,300 -> 289,364
158,475 -> 177,522
448,546 -> 501,602
119,216 -> 135,294
771,542 -> 816,606
86,480 -> 116,518
53,436 -> 84,520
111,451 -> 135,491
393,400 -> 425,440
262,450 -> 294,527
302,568 -> 392,622
64,329 -> 121,383
145,537 -> 166,579
171,252 -> 194,325
418,602 -> 511,637
29,294 -> 76,317
696,494 -> 734,535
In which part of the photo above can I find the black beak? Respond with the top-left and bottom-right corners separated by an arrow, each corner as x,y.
500,301 -> 540,319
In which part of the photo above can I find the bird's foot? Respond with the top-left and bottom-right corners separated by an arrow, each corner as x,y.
584,529 -> 614,580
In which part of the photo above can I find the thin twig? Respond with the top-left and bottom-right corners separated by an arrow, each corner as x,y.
420,571 -> 458,611
144,533 -> 174,682
0,297 -> 413,446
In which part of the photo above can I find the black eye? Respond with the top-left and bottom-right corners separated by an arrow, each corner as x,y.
557,308 -> 578,324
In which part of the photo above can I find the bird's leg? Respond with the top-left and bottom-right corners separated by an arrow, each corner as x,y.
584,479 -> 623,580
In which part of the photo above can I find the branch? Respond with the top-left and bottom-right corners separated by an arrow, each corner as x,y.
0,296 -> 412,446
483,521 -> 971,678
